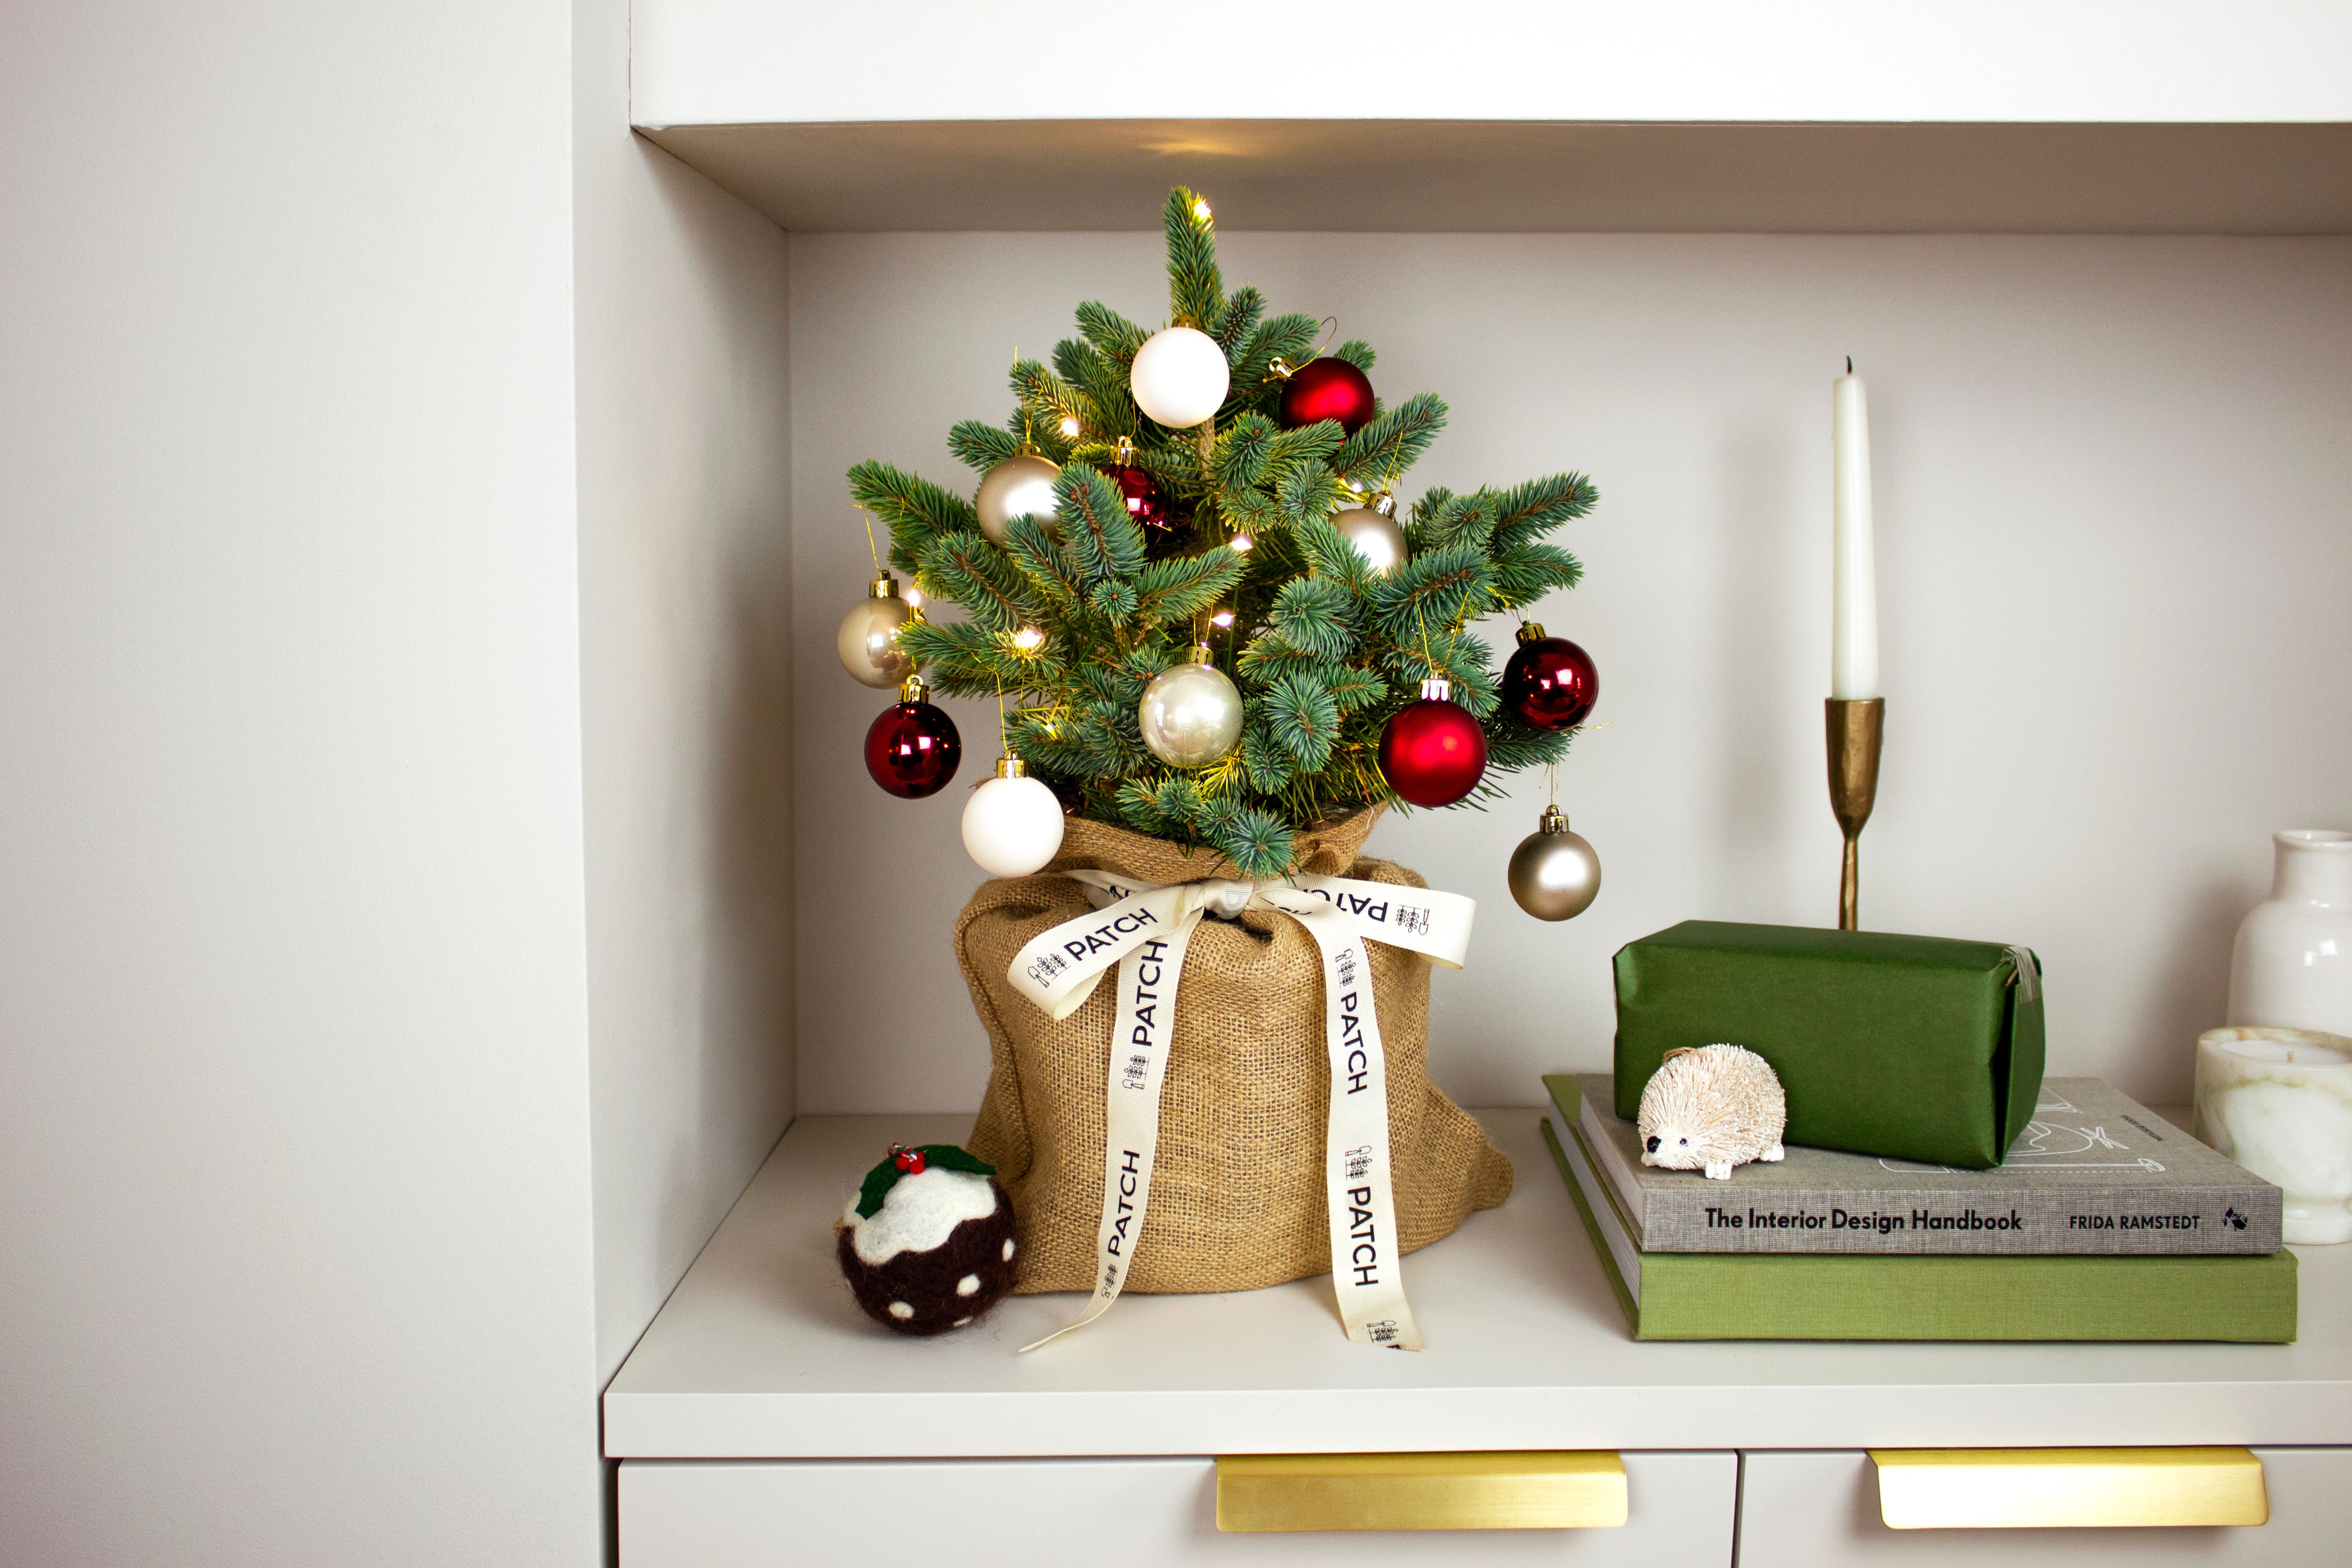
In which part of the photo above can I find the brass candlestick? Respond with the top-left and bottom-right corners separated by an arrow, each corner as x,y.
1825,698 -> 1884,931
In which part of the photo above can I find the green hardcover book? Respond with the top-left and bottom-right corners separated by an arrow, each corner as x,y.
1539,1109 -> 2299,1343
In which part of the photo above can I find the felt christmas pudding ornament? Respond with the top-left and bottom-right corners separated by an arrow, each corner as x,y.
834,1144 -> 1019,1335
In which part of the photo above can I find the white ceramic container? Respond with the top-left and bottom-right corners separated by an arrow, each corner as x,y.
2226,829 -> 2352,1037
2195,1025 -> 2352,1245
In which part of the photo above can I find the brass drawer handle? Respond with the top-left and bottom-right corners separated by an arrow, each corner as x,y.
1216,1450 -> 1627,1533
1870,1447 -> 2268,1529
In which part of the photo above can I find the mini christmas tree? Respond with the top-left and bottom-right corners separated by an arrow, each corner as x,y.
848,189 -> 1597,879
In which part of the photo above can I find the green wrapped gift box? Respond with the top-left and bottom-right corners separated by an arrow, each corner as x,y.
1612,921 -> 2045,1169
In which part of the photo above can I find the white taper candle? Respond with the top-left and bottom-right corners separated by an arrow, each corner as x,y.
1831,362 -> 1879,700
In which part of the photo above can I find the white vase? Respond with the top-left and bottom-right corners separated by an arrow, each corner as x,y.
2226,830 -> 2352,1037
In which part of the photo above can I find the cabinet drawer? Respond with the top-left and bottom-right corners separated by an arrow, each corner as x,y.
618,1451 -> 1735,1567
1736,1448 -> 2350,1566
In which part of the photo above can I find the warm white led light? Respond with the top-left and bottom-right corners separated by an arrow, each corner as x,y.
1012,626 -> 1046,652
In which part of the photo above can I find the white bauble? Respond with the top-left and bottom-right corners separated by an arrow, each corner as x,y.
975,453 -> 1060,544
1129,326 -> 1231,430
1332,496 -> 1407,575
961,761 -> 1065,877
1138,649 -> 1244,769
836,574 -> 915,689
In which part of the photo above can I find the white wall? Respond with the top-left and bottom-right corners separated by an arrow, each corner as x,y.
573,0 -> 798,1393
0,5 -> 600,1566
636,0 -> 2352,127
789,230 -> 2352,1117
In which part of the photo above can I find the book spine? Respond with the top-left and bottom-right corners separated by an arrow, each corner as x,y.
1630,1186 -> 2281,1256
1566,1092 -> 2283,1256
1540,1117 -> 2300,1344
1630,1249 -> 2299,1343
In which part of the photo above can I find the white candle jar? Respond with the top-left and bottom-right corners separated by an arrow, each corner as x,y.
2195,1026 -> 2352,1245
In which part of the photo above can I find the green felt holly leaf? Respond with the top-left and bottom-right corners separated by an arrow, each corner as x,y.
854,1143 -> 998,1219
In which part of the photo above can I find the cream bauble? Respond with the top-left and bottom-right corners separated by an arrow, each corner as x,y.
1129,325 -> 1230,430
961,757 -> 1066,877
975,452 -> 1060,544
1332,493 -> 1406,575
1508,804 -> 1602,921
1138,645 -> 1243,768
836,572 -> 916,689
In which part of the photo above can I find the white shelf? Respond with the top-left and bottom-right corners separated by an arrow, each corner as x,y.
603,1111 -> 2352,1459
640,119 -> 2352,235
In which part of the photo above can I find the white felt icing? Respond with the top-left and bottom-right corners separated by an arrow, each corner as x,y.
956,1274 -> 980,1297
845,1167 -> 1000,1264
887,1301 -> 913,1319
1003,1239 -> 1016,1260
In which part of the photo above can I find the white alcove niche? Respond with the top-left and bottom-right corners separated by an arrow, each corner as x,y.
611,0 -> 2352,1546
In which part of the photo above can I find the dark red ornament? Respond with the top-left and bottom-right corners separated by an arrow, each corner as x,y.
864,681 -> 962,799
1500,623 -> 1599,731
1378,679 -> 1489,808
1276,356 -> 1377,434
1111,461 -> 1166,528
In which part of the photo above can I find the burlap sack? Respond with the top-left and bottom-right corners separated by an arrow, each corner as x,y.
959,807 -> 1512,1294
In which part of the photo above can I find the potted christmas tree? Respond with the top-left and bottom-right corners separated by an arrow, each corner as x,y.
839,190 -> 1602,1348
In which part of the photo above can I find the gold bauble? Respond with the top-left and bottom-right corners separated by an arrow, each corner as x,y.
1137,646 -> 1243,769
1332,493 -> 1406,575
1508,804 -> 1602,921
974,453 -> 1060,544
836,573 -> 915,689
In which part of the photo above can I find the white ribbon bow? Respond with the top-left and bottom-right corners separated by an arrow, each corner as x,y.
1007,871 -> 1475,1352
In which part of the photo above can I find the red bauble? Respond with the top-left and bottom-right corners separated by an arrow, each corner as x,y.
1378,681 -> 1489,807
1277,357 -> 1377,434
1500,626 -> 1599,731
1111,462 -> 1166,528
864,696 -> 962,798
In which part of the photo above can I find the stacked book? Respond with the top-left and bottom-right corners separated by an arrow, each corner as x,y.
1542,1073 -> 2298,1342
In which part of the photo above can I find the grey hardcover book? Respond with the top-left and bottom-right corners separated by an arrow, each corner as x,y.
1554,1074 -> 2281,1255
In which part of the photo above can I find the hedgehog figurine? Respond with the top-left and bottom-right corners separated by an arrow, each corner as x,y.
1637,1044 -> 1788,1181
835,1143 -> 1019,1335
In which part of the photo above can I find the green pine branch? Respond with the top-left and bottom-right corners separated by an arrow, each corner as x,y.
1163,187 -> 1225,334
844,187 -> 1603,878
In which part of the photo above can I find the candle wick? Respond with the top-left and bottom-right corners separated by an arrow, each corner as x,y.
1846,355 -> 1854,374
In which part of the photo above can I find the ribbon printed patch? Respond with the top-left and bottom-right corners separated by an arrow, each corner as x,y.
1008,872 -> 1474,1353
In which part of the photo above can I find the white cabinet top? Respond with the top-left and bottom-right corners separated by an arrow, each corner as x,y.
603,1111 -> 2352,1459
633,1 -> 2352,129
